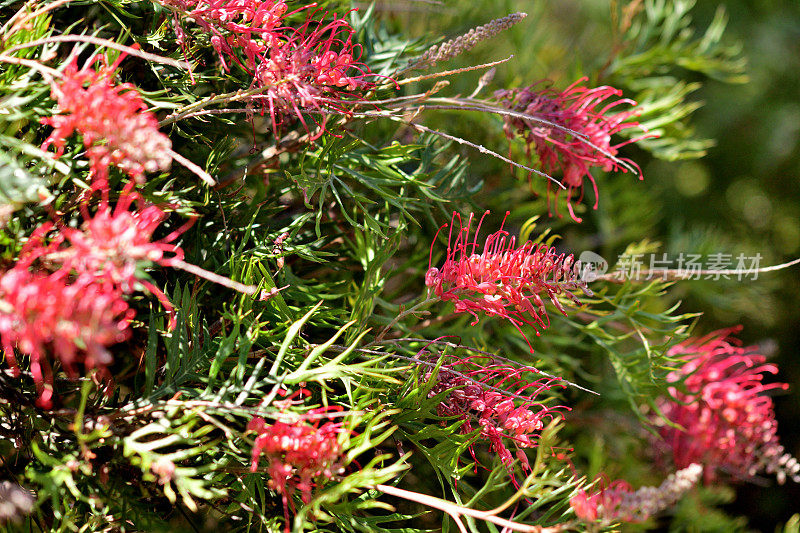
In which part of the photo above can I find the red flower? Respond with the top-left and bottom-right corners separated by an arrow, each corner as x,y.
248,403 -> 346,532
164,1 -> 387,138
0,268 -> 133,408
20,191 -> 193,329
654,328 -> 800,484
425,211 -> 590,351
161,0 -> 288,71
41,52 -> 172,187
252,10 -> 378,138
495,78 -> 648,222
425,354 -> 566,472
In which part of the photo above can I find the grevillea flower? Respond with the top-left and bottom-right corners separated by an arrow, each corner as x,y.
41,52 -> 172,187
424,352 -> 566,472
425,211 -> 590,351
42,54 -> 172,187
160,0 -> 288,71
252,10 -> 378,138
495,78 -> 647,222
570,464 -> 703,524
163,1 -> 385,138
20,189 -> 193,329
248,401 -> 346,532
0,268 -> 133,408
653,328 -> 800,484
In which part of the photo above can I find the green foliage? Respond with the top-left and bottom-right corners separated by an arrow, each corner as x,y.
605,0 -> 748,160
0,0 -> 796,532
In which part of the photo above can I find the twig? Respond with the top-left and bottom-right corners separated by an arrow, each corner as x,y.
160,86 -> 271,127
397,55 -> 514,86
378,338 -> 599,395
374,296 -> 435,343
407,121 -> 566,188
168,148 -> 216,186
333,344 -> 557,404
414,97 -> 640,175
3,35 -> 189,69
168,259 -> 257,294
346,109 -> 566,189
375,484 -> 562,533
0,53 -> 60,77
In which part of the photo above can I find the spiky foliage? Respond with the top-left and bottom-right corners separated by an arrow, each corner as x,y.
0,1 -> 795,532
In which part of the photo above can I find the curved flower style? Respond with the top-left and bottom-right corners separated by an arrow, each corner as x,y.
41,52 -> 172,187
0,268 -> 133,408
570,464 -> 703,524
495,78 -> 647,221
425,211 -> 590,351
425,354 -> 565,472
653,329 -> 800,484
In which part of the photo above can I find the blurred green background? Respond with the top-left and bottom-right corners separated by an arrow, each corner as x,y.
381,0 -> 800,528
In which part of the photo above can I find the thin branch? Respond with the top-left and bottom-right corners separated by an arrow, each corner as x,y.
168,148 -> 216,186
407,121 -> 566,188
378,338 -> 599,396
416,97 -> 640,175
375,484 -> 562,533
336,345 -> 554,404
3,35 -> 189,69
397,55 -> 514,86
374,296 -> 435,343
168,259 -> 257,294
0,53 -> 60,78
346,109 -> 566,189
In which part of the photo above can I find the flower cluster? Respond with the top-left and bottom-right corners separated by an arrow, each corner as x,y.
425,354 -> 565,471
570,464 -> 703,524
0,185 -> 197,407
425,211 -> 590,351
161,0 -> 288,70
253,12 -> 373,137
0,268 -> 133,408
41,52 -> 172,187
248,408 -> 346,504
653,329 -> 800,484
163,1 -> 381,137
495,79 -> 646,221
19,190 -> 191,329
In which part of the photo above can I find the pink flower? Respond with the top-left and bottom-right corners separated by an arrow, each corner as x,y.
425,211 -> 590,351
495,78 -> 648,222
163,2 -> 387,138
161,0 -> 288,71
0,268 -> 134,408
252,10 -> 378,138
248,404 -> 346,532
425,354 -> 566,472
20,191 -> 193,329
41,52 -> 172,187
653,328 -> 800,484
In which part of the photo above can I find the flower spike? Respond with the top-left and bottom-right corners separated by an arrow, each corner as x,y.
426,211 -> 590,351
